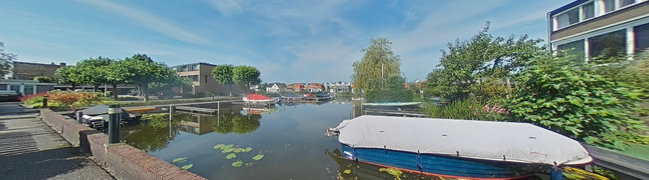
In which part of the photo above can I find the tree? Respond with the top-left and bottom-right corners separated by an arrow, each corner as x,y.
233,65 -> 261,92
55,66 -> 83,90
352,37 -> 401,92
34,76 -> 54,83
75,57 -> 112,92
0,42 -> 16,79
104,60 -> 127,100
365,75 -> 414,103
120,54 -> 176,102
425,23 -> 544,100
507,54 -> 648,149
212,64 -> 235,96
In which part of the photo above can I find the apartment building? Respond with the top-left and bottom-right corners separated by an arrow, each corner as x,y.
172,62 -> 219,94
548,0 -> 649,62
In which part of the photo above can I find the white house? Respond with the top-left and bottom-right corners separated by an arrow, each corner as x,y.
265,83 -> 287,93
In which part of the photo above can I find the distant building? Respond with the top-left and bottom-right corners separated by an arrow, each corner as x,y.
548,0 -> 649,62
287,83 -> 305,92
266,83 -> 287,93
0,79 -> 55,96
171,62 -> 247,95
6,61 -> 64,80
324,82 -> 352,93
305,83 -> 324,93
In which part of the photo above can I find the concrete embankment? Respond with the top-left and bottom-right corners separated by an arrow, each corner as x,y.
40,109 -> 206,180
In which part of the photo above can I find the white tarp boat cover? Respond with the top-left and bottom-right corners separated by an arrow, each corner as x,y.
335,115 -> 592,166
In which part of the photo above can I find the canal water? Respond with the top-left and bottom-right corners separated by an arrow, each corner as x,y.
120,100 -> 434,179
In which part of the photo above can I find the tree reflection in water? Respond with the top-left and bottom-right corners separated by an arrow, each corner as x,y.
212,111 -> 261,134
122,113 -> 191,152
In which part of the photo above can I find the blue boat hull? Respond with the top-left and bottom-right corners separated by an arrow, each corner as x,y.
341,144 -> 539,179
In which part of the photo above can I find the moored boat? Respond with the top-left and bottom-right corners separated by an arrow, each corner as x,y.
327,115 -> 593,179
243,94 -> 278,104
281,93 -> 304,102
362,102 -> 422,109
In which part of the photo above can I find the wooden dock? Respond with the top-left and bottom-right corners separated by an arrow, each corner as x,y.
174,106 -> 219,114
583,144 -> 649,179
361,109 -> 428,117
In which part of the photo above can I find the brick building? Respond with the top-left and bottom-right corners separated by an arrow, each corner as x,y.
7,61 -> 65,80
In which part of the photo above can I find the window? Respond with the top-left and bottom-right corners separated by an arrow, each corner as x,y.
0,84 -> 6,90
635,23 -> 649,54
189,64 -> 199,71
557,40 -> 586,62
10,85 -> 19,92
588,29 -> 626,61
556,8 -> 580,29
603,0 -> 615,13
186,75 -> 198,82
582,2 -> 595,20
619,0 -> 635,7
204,75 -> 207,83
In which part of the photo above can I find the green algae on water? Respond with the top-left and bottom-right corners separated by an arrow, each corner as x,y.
172,157 -> 187,163
226,153 -> 237,159
252,154 -> 264,161
181,164 -> 193,170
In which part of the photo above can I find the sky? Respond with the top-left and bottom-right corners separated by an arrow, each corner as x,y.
0,0 -> 572,83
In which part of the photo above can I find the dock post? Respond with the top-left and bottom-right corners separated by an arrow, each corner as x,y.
108,104 -> 120,144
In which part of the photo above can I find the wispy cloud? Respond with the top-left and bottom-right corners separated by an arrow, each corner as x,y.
78,0 -> 208,44
208,0 -> 243,17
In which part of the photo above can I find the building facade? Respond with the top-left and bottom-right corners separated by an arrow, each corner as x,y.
0,79 -> 55,96
266,83 -> 287,93
6,61 -> 64,80
548,0 -> 649,62
324,82 -> 352,93
172,62 -> 218,94
172,62 -> 247,95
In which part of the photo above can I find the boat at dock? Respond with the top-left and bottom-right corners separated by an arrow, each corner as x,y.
281,93 -> 304,102
361,102 -> 421,109
243,94 -> 278,104
327,115 -> 593,179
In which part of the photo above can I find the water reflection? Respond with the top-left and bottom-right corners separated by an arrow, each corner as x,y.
212,111 -> 261,134
122,105 -> 265,152
121,113 -> 190,152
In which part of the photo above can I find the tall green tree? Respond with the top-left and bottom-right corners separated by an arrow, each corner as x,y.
104,60 -> 127,100
75,57 -> 112,92
55,66 -> 83,90
233,65 -> 261,92
212,64 -> 235,96
0,42 -> 16,79
425,23 -> 544,100
120,54 -> 176,102
352,37 -> 401,92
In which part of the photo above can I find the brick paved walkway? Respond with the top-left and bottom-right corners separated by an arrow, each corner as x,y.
0,107 -> 114,180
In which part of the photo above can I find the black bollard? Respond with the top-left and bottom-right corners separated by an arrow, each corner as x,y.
108,104 -> 120,144
43,96 -> 48,108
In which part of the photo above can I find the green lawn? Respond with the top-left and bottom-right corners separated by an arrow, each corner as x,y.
615,143 -> 649,161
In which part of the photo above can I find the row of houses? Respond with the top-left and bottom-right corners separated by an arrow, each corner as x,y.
265,82 -> 353,93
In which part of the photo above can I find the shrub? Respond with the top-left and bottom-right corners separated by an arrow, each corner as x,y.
423,97 -> 508,121
507,55 -> 648,149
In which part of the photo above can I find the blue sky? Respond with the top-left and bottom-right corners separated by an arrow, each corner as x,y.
0,0 -> 571,83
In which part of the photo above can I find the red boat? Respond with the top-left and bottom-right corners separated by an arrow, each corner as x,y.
242,94 -> 278,104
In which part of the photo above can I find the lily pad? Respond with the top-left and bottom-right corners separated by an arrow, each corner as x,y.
243,147 -> 252,152
224,144 -> 234,149
213,144 -> 225,149
172,157 -> 187,163
226,153 -> 237,159
232,160 -> 243,167
233,148 -> 244,153
245,162 -> 253,167
181,164 -> 193,170
221,148 -> 234,153
252,154 -> 264,161
343,169 -> 351,174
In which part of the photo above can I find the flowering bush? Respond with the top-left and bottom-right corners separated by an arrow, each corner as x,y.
22,90 -> 104,109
